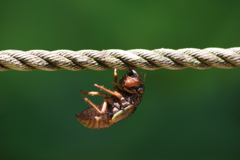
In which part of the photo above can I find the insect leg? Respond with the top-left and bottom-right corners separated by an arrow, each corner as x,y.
94,84 -> 122,99
113,68 -> 119,91
101,100 -> 108,113
79,90 -> 106,98
123,87 -> 138,94
114,69 -> 118,83
82,96 -> 107,114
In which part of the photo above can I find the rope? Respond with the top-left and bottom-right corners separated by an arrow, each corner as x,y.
0,48 -> 240,71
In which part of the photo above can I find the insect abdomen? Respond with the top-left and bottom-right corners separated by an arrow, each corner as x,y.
75,107 -> 112,129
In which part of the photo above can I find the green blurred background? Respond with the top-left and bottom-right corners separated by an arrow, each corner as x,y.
1,0 -> 240,160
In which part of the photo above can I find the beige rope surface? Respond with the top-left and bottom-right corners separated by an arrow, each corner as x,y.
0,47 -> 240,71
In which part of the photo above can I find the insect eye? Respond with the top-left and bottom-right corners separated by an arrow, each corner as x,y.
137,88 -> 144,93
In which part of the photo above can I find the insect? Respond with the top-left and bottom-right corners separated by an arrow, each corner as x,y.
75,68 -> 145,129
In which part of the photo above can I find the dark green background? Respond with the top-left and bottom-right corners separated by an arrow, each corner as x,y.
1,0 -> 240,160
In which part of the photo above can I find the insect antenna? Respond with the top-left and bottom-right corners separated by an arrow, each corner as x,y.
139,69 -> 146,82
143,73 -> 146,83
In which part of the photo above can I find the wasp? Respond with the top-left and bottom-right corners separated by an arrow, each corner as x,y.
75,69 -> 145,129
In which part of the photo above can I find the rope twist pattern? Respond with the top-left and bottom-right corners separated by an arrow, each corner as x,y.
0,48 -> 240,71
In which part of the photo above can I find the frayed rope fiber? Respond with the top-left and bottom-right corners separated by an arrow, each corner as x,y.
0,48 -> 240,71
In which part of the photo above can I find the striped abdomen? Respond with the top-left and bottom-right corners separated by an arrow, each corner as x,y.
75,106 -> 113,129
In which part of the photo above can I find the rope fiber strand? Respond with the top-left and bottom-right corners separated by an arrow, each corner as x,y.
0,47 -> 240,71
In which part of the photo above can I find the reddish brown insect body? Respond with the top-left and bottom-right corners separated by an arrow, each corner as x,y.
75,69 -> 145,129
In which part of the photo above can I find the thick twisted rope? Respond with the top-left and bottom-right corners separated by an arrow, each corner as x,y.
0,48 -> 240,71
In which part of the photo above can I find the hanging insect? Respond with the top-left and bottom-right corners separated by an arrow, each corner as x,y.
75,68 -> 145,129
